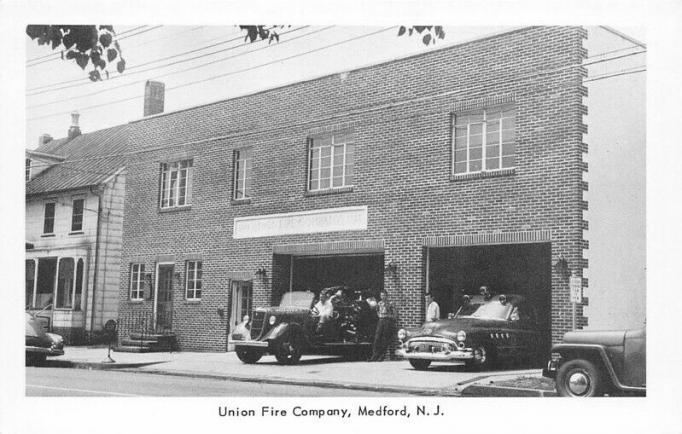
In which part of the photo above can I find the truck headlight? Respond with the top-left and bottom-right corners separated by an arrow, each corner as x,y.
269,315 -> 276,325
397,329 -> 406,341
456,330 -> 466,342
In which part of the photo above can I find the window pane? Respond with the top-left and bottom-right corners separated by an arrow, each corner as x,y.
470,147 -> 482,160
344,174 -> 353,185
486,110 -> 502,120
71,199 -> 84,231
455,115 -> 468,126
502,155 -> 516,168
332,176 -> 343,187
319,177 -> 330,190
244,177 -> 252,197
486,145 -> 500,158
26,260 -> 35,308
335,132 -> 353,144
315,136 -> 332,147
320,151 -> 331,168
470,123 -> 483,136
454,162 -> 467,174
486,131 -> 500,146
469,160 -> 482,172
333,165 -> 343,178
309,178 -> 319,190
502,142 -> 516,156
74,259 -> 84,310
320,167 -> 330,180
195,290 -> 201,299
486,158 -> 500,170
333,145 -> 344,165
502,109 -> 515,119
501,128 -> 514,143
454,149 -> 468,163
235,180 -> 244,199
454,134 -> 467,150
43,203 -> 55,233
469,113 -> 484,123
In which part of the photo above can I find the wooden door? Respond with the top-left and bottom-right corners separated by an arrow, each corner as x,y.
156,265 -> 174,333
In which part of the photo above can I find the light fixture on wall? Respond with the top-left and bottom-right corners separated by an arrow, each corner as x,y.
255,267 -> 268,280
554,255 -> 571,279
174,271 -> 183,285
385,260 -> 398,277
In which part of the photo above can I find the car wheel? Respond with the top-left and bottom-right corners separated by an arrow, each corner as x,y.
26,353 -> 46,367
466,345 -> 493,371
409,359 -> 431,370
235,347 -> 263,364
556,359 -> 604,397
275,330 -> 303,365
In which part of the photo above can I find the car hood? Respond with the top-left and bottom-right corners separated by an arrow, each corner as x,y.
562,329 -> 626,347
407,318 -> 509,340
254,306 -> 310,316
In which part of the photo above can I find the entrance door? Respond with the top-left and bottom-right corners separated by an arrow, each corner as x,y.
156,264 -> 174,333
230,280 -> 252,331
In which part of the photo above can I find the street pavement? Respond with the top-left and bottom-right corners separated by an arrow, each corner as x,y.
26,367 -> 405,397
34,346 -> 545,396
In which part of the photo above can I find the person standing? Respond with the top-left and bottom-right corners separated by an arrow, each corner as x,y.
369,290 -> 397,362
425,293 -> 440,322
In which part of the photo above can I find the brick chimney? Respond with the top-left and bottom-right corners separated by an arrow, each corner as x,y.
68,111 -> 81,139
144,81 -> 165,117
38,134 -> 53,146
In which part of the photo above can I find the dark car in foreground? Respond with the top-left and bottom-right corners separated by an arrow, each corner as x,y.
397,293 -> 544,370
25,312 -> 64,365
230,288 -> 378,365
543,327 -> 646,397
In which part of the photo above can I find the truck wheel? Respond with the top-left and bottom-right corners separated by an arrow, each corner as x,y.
556,359 -> 604,397
409,359 -> 431,370
235,347 -> 263,364
275,330 -> 303,365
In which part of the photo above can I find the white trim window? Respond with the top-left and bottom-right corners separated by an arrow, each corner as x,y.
160,159 -> 193,208
308,132 -> 354,191
71,198 -> 84,232
233,147 -> 253,200
130,263 -> 146,301
453,106 -> 516,175
185,260 -> 202,300
43,202 -> 56,234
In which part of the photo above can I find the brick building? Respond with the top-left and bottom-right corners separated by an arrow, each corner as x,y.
25,114 -> 127,344
115,26 -> 593,352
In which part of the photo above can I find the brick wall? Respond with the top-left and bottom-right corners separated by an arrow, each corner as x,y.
119,26 -> 588,351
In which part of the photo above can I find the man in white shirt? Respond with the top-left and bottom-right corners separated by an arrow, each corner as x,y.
313,289 -> 341,335
425,293 -> 440,322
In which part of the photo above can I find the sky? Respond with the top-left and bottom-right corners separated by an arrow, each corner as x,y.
24,25 -> 646,148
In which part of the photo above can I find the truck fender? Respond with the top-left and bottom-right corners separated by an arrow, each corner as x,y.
552,344 -> 620,389
263,322 -> 305,343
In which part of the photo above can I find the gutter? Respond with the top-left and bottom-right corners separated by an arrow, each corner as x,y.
89,186 -> 103,335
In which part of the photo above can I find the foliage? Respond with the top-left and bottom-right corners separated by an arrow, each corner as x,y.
26,25 -> 446,82
26,25 -> 126,82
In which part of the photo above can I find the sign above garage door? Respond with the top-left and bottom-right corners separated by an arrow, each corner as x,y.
233,206 -> 368,239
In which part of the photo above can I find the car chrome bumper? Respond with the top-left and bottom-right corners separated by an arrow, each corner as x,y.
396,348 -> 474,361
26,346 -> 65,357
229,339 -> 269,348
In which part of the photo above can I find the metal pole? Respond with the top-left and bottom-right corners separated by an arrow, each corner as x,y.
572,302 -> 576,331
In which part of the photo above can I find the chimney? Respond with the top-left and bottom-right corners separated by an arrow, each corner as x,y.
38,134 -> 53,146
68,111 -> 81,139
144,81 -> 165,117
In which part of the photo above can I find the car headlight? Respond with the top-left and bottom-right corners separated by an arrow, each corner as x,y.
269,315 -> 276,325
456,330 -> 466,342
397,329 -> 406,341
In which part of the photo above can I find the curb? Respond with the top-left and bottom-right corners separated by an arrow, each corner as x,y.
44,360 -> 166,370
119,368 -> 464,396
460,384 -> 557,397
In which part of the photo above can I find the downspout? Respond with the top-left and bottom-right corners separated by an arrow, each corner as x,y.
98,174 -> 120,328
89,186 -> 103,335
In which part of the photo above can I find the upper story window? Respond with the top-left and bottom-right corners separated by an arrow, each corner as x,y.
185,260 -> 202,300
71,198 -> 84,232
160,159 -> 193,209
129,263 -> 145,301
233,148 -> 252,200
43,202 -> 56,234
453,106 -> 516,175
308,132 -> 354,191
25,159 -> 31,182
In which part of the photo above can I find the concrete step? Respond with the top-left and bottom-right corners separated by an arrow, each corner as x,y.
120,338 -> 163,347
129,332 -> 176,341
114,345 -> 153,353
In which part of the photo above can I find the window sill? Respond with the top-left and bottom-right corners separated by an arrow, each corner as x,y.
128,299 -> 145,304
231,198 -> 252,206
40,233 -> 55,238
305,186 -> 354,197
159,205 -> 192,213
184,299 -> 202,304
69,231 -> 84,236
450,168 -> 516,182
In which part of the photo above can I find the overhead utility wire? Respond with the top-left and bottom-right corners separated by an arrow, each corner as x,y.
26,26 -> 393,122
27,26 -> 327,110
26,25 -> 164,68
26,25 -> 148,63
27,26 -> 281,95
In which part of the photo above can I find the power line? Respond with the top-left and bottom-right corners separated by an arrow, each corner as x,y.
584,66 -> 646,83
26,26 -> 307,101
26,25 -> 164,68
27,26 -> 235,93
26,25 -> 148,64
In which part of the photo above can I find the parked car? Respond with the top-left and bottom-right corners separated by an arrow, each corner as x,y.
231,287 -> 378,365
543,327 -> 646,397
397,292 -> 545,370
25,312 -> 64,366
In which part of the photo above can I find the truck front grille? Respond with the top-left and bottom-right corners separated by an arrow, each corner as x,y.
250,311 -> 266,339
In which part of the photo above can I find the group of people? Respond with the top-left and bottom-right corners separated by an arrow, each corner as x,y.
311,288 -> 442,362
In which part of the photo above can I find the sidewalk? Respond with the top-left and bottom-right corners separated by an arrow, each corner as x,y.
43,346 -> 548,396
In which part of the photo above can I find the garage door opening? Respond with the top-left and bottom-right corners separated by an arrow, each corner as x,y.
428,243 -> 552,352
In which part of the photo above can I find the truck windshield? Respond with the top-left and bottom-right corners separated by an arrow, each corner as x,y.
279,291 -> 314,308
456,301 -> 511,320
